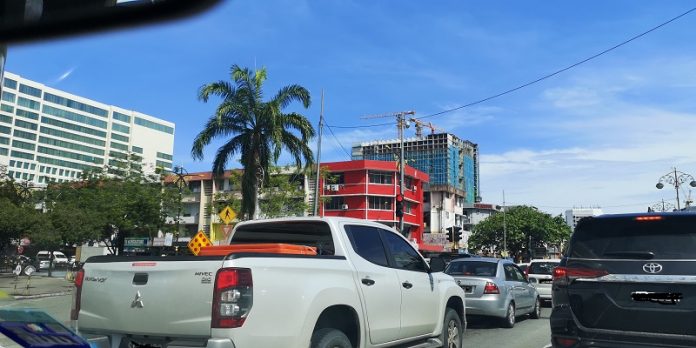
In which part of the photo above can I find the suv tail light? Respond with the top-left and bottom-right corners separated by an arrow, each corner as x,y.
553,266 -> 608,285
212,268 -> 252,328
70,269 -> 85,321
483,282 -> 500,294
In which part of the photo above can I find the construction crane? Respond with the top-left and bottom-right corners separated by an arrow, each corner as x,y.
409,118 -> 444,138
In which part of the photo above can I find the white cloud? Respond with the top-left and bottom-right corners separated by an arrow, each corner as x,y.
52,67 -> 76,84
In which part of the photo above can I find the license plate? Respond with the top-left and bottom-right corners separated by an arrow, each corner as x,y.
539,279 -> 552,284
632,291 -> 682,305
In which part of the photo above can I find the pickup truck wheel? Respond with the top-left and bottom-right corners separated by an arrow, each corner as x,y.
441,308 -> 462,348
311,328 -> 352,348
501,302 -> 515,328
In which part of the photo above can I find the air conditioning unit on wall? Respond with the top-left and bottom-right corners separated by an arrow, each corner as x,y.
341,204 -> 349,210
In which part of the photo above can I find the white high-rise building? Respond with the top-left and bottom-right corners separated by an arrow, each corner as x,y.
565,208 -> 603,231
0,72 -> 174,184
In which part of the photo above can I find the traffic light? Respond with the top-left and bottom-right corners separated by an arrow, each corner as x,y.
395,194 -> 404,217
446,227 -> 462,242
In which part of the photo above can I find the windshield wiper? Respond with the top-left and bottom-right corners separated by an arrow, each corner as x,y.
603,251 -> 655,259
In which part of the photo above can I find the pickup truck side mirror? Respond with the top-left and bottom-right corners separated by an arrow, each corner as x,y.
429,257 -> 446,273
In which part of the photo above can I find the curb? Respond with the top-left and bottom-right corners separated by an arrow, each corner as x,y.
12,291 -> 72,300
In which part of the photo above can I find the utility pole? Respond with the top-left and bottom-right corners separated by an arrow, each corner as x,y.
312,90 -> 324,216
360,110 -> 415,236
503,190 -> 507,258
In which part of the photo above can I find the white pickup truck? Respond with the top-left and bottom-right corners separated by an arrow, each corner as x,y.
72,217 -> 466,348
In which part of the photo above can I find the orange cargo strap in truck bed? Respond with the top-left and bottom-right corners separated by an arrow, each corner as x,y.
197,243 -> 317,256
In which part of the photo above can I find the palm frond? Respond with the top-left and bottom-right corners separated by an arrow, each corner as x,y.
198,81 -> 235,103
272,84 -> 311,109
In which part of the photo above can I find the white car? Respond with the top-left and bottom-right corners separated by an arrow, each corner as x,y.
36,251 -> 69,268
525,259 -> 561,302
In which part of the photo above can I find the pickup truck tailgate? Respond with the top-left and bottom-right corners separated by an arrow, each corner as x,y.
78,257 -> 224,338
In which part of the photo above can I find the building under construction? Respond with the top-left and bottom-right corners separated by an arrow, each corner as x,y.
351,133 -> 480,234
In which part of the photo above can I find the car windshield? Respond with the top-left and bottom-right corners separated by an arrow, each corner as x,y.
528,262 -> 558,275
445,261 -> 498,277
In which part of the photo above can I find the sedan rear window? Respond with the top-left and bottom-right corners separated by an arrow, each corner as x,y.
571,216 -> 696,259
445,261 -> 497,277
528,262 -> 558,275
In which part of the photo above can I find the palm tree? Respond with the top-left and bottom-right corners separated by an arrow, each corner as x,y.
192,65 -> 315,220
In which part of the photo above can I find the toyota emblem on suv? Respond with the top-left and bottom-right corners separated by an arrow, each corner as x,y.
642,263 -> 663,274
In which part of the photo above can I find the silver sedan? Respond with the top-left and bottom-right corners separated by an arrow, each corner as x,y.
445,257 -> 541,328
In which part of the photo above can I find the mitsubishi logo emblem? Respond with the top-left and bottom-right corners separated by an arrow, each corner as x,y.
131,291 -> 144,308
642,263 -> 663,274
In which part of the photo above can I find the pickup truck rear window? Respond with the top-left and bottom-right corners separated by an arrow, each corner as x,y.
571,217 -> 696,259
232,221 -> 335,255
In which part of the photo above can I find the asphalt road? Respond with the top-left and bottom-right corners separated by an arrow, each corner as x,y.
0,294 -> 552,348
464,306 -> 552,348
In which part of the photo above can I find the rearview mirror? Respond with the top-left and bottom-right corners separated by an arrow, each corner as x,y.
0,0 -> 221,43
429,257 -> 446,273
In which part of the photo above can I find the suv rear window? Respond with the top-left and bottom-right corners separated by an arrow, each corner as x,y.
528,262 -> 558,275
571,216 -> 696,259
445,261 -> 497,277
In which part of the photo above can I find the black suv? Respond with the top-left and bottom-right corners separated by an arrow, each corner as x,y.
551,213 -> 696,347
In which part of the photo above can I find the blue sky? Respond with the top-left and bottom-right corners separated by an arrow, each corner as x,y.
7,0 -> 696,215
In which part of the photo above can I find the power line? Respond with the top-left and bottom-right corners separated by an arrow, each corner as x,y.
323,120 -> 352,159
328,6 -> 696,128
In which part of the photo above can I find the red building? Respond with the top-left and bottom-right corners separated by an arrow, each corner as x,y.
319,160 -> 441,251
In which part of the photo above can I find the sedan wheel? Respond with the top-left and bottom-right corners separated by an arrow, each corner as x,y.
530,297 -> 541,319
501,302 -> 515,328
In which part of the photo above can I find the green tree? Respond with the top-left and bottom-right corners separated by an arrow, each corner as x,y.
191,65 -> 315,220
468,205 -> 571,261
259,168 -> 308,218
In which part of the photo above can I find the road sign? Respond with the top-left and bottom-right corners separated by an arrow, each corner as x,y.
188,230 -> 212,255
222,225 -> 233,241
218,206 -> 237,224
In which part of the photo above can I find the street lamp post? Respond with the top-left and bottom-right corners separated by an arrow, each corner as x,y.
656,168 -> 696,210
172,165 -> 188,239
650,199 -> 675,213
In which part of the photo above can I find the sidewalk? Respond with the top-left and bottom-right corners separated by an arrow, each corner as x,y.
0,273 -> 74,300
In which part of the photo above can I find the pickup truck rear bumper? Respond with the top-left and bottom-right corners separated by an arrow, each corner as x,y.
83,334 -> 236,348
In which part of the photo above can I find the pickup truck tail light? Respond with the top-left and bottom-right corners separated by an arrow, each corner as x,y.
70,269 -> 85,321
553,266 -> 608,285
212,268 -> 252,328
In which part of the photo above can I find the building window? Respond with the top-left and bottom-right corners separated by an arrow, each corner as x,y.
0,114 -> 10,124
43,93 -> 108,117
157,152 -> 173,161
19,84 -> 42,98
369,196 -> 392,210
113,112 -> 131,123
41,116 -> 107,138
11,150 -> 34,160
404,201 -> 413,214
39,136 -> 105,156
324,196 -> 345,210
111,142 -> 129,152
16,109 -> 39,120
42,105 -> 107,129
0,104 -> 13,114
17,97 -> 40,111
156,160 -> 172,169
131,146 -> 143,154
111,133 -> 129,142
41,127 -> 105,146
135,117 -> 174,134
404,176 -> 414,189
3,78 -> 17,90
369,171 -> 393,185
112,123 -> 130,134
14,119 -> 37,131
2,91 -> 15,103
